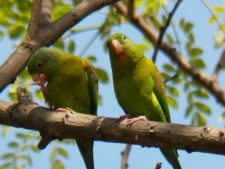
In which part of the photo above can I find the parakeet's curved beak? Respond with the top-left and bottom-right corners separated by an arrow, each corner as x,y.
30,73 -> 48,91
111,39 -> 126,61
111,39 -> 123,55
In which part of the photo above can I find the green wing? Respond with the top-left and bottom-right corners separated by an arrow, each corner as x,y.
153,86 -> 170,122
84,60 -> 98,115
152,66 -> 171,123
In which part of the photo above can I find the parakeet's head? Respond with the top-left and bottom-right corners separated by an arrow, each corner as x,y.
106,33 -> 144,66
27,47 -> 60,89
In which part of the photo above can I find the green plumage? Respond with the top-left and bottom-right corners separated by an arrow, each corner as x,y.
106,33 -> 182,169
28,48 -> 98,169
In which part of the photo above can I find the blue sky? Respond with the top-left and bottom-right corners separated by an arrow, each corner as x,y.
0,1 -> 225,169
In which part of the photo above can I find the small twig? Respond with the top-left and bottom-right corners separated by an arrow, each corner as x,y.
38,131 -> 55,149
201,0 -> 225,36
154,162 -> 162,169
17,87 -> 32,104
63,25 -> 101,39
152,0 -> 182,63
121,144 -> 132,169
162,7 -> 182,54
79,31 -> 100,57
164,73 -> 179,84
211,47 -> 225,81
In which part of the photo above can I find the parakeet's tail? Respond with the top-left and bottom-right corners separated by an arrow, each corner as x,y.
76,140 -> 94,169
160,148 -> 182,169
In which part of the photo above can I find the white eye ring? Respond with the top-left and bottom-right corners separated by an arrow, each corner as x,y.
36,60 -> 42,68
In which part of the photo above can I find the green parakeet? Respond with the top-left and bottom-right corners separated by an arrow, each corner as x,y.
106,33 -> 182,169
27,48 -> 98,169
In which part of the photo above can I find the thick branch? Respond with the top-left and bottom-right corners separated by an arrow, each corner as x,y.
39,0 -> 120,45
1,99 -> 225,155
114,2 -> 225,106
0,0 -> 43,92
40,0 -> 54,26
0,0 -> 120,92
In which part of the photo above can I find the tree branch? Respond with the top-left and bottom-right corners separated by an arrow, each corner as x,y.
211,47 -> 225,81
152,0 -> 182,63
0,0 -> 120,92
40,0 -> 54,26
114,2 -> 225,106
27,0 -> 42,40
39,0 -> 120,45
1,89 -> 225,155
120,144 -> 132,169
128,0 -> 134,19
0,0 -> 43,92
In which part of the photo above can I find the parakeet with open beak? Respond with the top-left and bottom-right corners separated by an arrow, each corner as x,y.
106,33 -> 182,169
27,47 -> 98,169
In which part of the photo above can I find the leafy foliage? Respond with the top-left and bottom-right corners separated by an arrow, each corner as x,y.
0,0 -> 225,169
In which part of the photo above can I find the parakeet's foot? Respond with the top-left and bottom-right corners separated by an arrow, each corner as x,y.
55,108 -> 75,114
116,114 -> 131,122
127,116 -> 148,125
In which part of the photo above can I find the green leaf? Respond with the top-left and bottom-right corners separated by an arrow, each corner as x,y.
16,132 -> 26,139
0,162 -> 12,169
17,155 -> 32,166
8,141 -> 19,149
213,6 -> 225,13
96,68 -> 109,84
1,126 -> 9,136
161,72 -> 170,81
67,40 -> 75,53
187,92 -> 193,103
86,55 -> 97,62
190,58 -> 206,69
167,86 -> 179,97
35,89 -> 44,100
56,147 -> 68,159
194,102 -> 211,115
196,112 -> 207,126
167,96 -> 178,109
163,64 -> 175,72
0,29 -> 4,39
185,104 -> 193,118
8,23 -> 24,39
218,111 -> 225,122
51,160 -> 64,169
19,70 -> 30,80
29,145 -> 40,152
208,16 -> 216,24
189,47 -> 203,57
192,89 -> 209,99
184,22 -> 193,33
1,153 -> 15,160
54,38 -> 65,50
50,147 -> 68,161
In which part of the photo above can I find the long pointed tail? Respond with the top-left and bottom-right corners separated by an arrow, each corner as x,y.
160,148 -> 182,169
76,140 -> 94,169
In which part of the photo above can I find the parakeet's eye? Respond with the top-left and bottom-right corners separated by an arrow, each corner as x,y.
36,60 -> 42,68
122,36 -> 127,40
